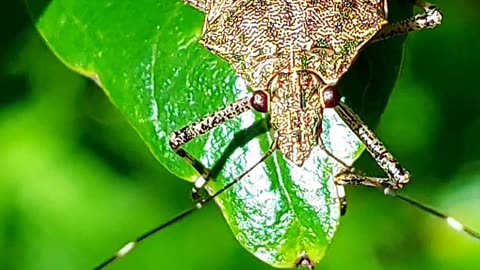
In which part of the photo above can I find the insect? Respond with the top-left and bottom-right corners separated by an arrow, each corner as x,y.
93,0 -> 478,269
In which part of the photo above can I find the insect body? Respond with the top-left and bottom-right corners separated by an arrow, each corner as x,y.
93,1 -> 479,270
200,0 -> 387,165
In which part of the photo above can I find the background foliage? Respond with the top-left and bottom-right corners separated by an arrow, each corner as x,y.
0,1 -> 479,270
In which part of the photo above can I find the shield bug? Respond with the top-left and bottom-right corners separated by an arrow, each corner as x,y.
93,0 -> 479,269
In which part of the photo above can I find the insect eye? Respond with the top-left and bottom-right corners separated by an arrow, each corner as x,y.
322,85 -> 340,108
250,90 -> 270,113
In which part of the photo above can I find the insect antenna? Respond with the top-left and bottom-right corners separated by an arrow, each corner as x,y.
385,188 -> 480,240
93,141 -> 278,270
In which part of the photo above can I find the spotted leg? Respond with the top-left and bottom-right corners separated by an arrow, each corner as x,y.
372,1 -> 443,42
169,97 -> 252,199
334,102 -> 480,239
334,102 -> 410,190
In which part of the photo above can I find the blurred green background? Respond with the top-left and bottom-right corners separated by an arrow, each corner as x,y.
1,1 -> 479,270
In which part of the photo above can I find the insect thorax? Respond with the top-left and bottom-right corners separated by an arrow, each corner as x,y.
201,0 -> 388,87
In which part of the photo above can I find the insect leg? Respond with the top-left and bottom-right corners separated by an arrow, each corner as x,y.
182,0 -> 206,12
334,102 -> 480,240
334,102 -> 410,190
372,1 -> 443,42
92,141 -> 277,270
169,97 -> 252,199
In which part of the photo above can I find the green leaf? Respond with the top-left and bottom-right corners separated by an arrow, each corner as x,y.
28,0 -> 411,267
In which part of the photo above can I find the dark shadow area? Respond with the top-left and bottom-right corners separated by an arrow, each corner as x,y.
0,1 -> 31,60
76,80 -> 141,177
0,75 -> 29,109
338,0 -> 413,127
22,0 -> 52,26
0,1 -> 32,108
209,116 -> 271,180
